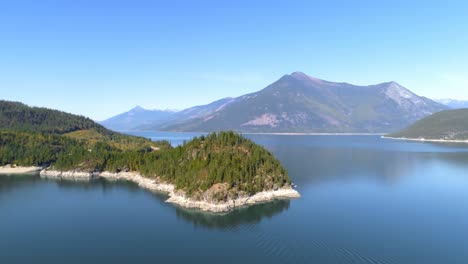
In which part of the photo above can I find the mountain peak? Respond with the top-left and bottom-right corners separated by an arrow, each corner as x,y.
290,71 -> 308,78
289,71 -> 325,83
384,81 -> 410,93
129,105 -> 145,112
387,81 -> 403,87
380,81 -> 425,106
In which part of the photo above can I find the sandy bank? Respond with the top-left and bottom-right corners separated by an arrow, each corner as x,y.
382,136 -> 468,144
40,169 -> 300,213
0,165 -> 42,174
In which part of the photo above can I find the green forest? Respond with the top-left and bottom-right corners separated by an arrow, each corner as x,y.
0,100 -> 291,199
388,108 -> 468,140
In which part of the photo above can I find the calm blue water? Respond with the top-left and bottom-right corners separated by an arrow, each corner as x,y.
2,134 -> 468,264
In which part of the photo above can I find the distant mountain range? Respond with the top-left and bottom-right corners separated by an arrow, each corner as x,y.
101,72 -> 448,133
101,98 -> 235,131
100,106 -> 176,131
435,99 -> 468,109
388,108 -> 468,140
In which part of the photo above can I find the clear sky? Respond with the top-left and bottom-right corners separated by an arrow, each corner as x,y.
1,0 -> 467,120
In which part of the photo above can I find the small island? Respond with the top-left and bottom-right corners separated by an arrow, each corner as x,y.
0,100 -> 299,212
385,108 -> 468,143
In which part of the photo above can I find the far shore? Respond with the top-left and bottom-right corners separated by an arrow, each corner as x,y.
382,136 -> 468,144
124,130 -> 386,136
242,132 -> 386,136
0,165 -> 42,174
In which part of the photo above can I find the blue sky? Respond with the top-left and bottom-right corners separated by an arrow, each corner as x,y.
1,0 -> 467,120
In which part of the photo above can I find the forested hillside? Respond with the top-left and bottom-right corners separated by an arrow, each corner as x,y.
0,101 -> 292,200
388,109 -> 468,140
0,100 -> 106,134
0,100 -> 156,150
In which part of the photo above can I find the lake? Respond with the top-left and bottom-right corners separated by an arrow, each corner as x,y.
2,134 -> 468,264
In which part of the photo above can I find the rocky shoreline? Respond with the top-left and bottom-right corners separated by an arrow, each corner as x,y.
40,169 -> 300,213
0,165 -> 42,174
382,136 -> 468,144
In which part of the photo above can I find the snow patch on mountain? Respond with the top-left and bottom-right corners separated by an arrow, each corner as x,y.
384,82 -> 424,106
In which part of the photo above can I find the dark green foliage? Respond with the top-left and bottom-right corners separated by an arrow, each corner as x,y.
0,100 -> 108,134
139,131 -> 290,195
0,132 -> 78,166
388,109 -> 468,140
0,131 -> 290,197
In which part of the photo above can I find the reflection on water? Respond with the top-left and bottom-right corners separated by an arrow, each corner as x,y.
0,174 -> 155,195
248,135 -> 468,187
0,174 -> 289,229
0,174 -> 42,197
174,199 -> 290,230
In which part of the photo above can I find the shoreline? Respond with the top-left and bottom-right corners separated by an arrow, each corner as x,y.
40,169 -> 300,213
0,165 -> 42,174
242,132 -> 386,136
126,130 -> 386,136
382,136 -> 468,144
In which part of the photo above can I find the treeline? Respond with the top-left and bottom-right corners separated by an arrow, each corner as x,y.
0,131 -> 291,197
0,100 -> 108,134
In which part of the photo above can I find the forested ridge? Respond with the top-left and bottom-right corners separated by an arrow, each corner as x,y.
388,109 -> 468,140
0,100 -> 291,199
0,100 -> 108,134
0,100 -> 160,150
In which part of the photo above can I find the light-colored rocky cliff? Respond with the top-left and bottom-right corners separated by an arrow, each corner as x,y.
40,169 -> 300,213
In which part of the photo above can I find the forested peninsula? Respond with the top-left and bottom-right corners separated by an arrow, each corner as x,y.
0,100 -> 299,212
386,109 -> 468,142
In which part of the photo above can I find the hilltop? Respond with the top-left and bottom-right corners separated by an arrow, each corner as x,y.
387,109 -> 468,141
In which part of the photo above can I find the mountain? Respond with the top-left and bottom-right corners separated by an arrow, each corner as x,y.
137,97 -> 235,130
435,99 -> 468,109
153,72 -> 447,133
100,106 -> 176,131
172,97 -> 235,122
387,109 -> 468,140
100,98 -> 235,131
